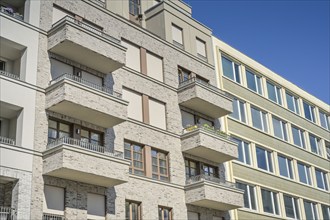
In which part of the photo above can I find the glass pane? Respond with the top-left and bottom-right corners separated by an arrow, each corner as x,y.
251,108 -> 262,130
160,167 -> 167,175
249,186 -> 256,210
322,205 -> 330,220
135,170 -> 144,176
59,131 -> 70,138
159,152 -> 166,160
124,142 -> 131,150
256,147 -> 267,171
246,70 -> 257,92
132,203 -> 137,220
286,93 -> 295,112
234,64 -> 241,83
231,99 -> 240,120
237,140 -> 244,163
59,123 -> 70,132
164,209 -> 169,220
292,127 -> 303,147
294,97 -> 300,114
133,152 -> 142,161
273,117 -> 283,139
298,163 -> 307,184
315,170 -> 324,189
134,161 -> 143,168
91,132 -> 100,141
133,145 -> 142,152
274,193 -> 279,215
276,87 -> 282,105
267,151 -> 273,172
236,182 -> 249,208
151,150 -> 157,157
48,129 -> 57,139
261,189 -> 273,214
221,57 -> 234,80
125,202 -> 130,220
124,149 -> 131,159
284,195 -> 295,218
262,112 -> 268,132
256,76 -> 262,95
267,82 -> 276,103
158,208 -> 162,220
159,159 -> 166,167
244,143 -> 251,165
309,135 -> 318,154
152,165 -> 158,173
48,120 -> 57,129
278,156 -> 289,178
303,102 -> 312,121
81,129 -> 89,138
304,201 -> 314,220
239,101 -> 246,123
152,157 -> 158,166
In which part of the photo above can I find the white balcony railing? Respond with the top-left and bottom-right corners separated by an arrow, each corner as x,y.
42,213 -> 64,220
0,136 -> 15,145
0,70 -> 20,80
47,136 -> 124,158
49,73 -> 122,98
186,174 -> 237,189
0,206 -> 15,220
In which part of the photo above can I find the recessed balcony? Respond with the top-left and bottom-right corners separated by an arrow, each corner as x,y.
178,78 -> 233,118
45,73 -> 128,128
185,175 -> 244,211
43,137 -> 130,187
48,16 -> 126,73
181,124 -> 238,163
0,0 -> 25,21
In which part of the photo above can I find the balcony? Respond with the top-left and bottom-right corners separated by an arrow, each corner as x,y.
181,124 -> 238,163
0,206 -> 15,220
45,73 -> 128,128
43,213 -> 64,220
0,0 -> 25,21
185,175 -> 244,211
48,16 -> 126,73
178,78 -> 233,118
43,137 -> 130,187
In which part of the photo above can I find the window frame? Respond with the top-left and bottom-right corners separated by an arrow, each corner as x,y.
321,205 -> 330,220
256,146 -> 273,173
272,116 -> 288,141
125,200 -> 142,220
233,137 -> 251,165
151,148 -> 170,181
303,200 -> 318,220
309,134 -> 322,156
221,55 -> 241,84
246,69 -> 263,95
315,169 -> 329,191
303,101 -> 316,123
261,188 -> 280,215
278,155 -> 294,179
267,81 -> 282,105
48,118 -> 72,143
297,162 -> 312,185
283,194 -> 300,220
319,110 -> 330,130
158,206 -> 172,220
236,181 -> 257,210
124,141 -> 145,176
291,126 -> 306,148
196,37 -> 207,60
251,106 -> 268,132
171,23 -> 183,48
286,92 -> 300,115
231,98 -> 247,123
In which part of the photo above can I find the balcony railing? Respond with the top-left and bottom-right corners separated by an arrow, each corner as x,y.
0,6 -> 23,20
49,73 -> 122,98
47,137 -> 124,158
183,124 -> 232,141
186,174 -> 237,189
52,16 -> 120,44
178,77 -> 231,98
0,70 -> 20,80
43,213 -> 64,220
93,0 -> 106,7
0,136 -> 15,145
0,206 -> 15,220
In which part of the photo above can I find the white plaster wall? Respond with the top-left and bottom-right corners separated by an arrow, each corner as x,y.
0,147 -> 33,172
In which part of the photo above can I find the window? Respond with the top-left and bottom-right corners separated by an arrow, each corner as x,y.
81,128 -> 102,146
146,52 -> 163,82
315,169 -> 328,190
87,193 -> 105,219
158,206 -> 172,220
129,0 -> 140,16
152,149 -> 169,181
48,119 -> 71,143
221,56 -> 241,83
231,98 -> 246,123
178,68 -> 191,83
286,92 -> 300,114
149,98 -> 166,129
122,40 -> 141,72
185,159 -> 198,178
322,205 -> 330,220
326,143 -> 330,160
304,200 -> 318,220
236,182 -> 257,210
203,164 -> 218,178
233,138 -> 251,165
278,155 -> 294,179
291,126 -> 306,148
125,200 -> 141,220
251,107 -> 268,132
256,147 -> 273,172
283,195 -> 300,219
122,88 -> 143,121
261,189 -> 279,215
196,38 -> 206,59
124,142 -> 145,176
267,81 -> 282,105
172,24 -> 183,48
43,185 -> 65,215
246,70 -> 263,95
297,162 -> 312,185
272,117 -> 288,141
181,110 -> 213,129
303,101 -> 315,122
319,110 -> 329,130
0,60 -> 5,71
309,134 -> 322,156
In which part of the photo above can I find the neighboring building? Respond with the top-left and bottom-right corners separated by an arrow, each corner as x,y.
213,37 -> 330,220
0,0 -> 328,220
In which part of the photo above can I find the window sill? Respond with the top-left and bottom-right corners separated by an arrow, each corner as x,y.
223,75 -> 242,86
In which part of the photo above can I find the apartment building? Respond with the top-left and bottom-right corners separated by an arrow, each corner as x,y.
0,0 -> 245,219
213,38 -> 330,220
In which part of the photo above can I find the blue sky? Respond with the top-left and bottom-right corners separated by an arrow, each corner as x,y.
185,0 -> 330,105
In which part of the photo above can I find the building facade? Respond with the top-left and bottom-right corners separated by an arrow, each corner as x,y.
0,0 -> 328,220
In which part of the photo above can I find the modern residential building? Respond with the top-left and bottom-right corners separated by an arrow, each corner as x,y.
213,38 -> 330,219
0,0 -> 328,220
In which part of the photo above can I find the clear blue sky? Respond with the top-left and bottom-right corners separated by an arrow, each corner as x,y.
185,0 -> 330,105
